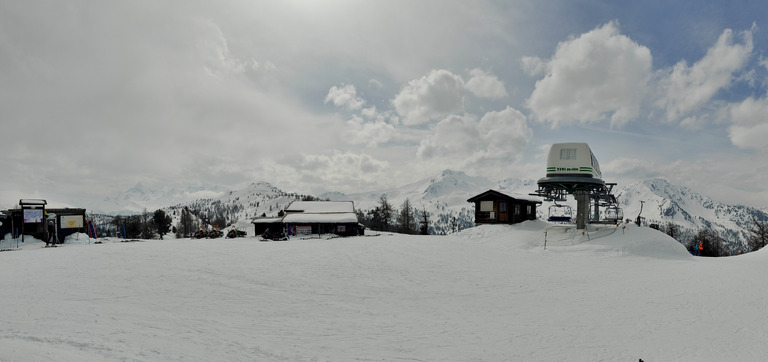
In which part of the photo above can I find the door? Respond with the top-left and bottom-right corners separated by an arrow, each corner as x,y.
499,201 -> 508,222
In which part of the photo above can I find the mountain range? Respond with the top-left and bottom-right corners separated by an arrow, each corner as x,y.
93,170 -> 767,249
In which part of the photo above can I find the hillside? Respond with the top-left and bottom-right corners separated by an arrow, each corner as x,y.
615,178 -> 768,252
85,172 -> 767,249
2,222 -> 768,360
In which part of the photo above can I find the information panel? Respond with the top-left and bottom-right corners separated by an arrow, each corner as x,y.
61,215 -> 84,229
23,209 -> 43,223
295,225 -> 312,235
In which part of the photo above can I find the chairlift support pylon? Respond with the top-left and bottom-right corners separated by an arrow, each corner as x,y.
530,143 -> 618,229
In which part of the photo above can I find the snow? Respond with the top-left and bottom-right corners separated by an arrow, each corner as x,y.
282,213 -> 358,224
251,217 -> 282,224
285,201 -> 355,213
2,222 -> 768,361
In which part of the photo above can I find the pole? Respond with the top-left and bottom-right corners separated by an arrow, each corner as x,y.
575,191 -> 590,230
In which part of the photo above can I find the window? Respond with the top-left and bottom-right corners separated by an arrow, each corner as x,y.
499,202 -> 507,212
527,205 -> 532,215
480,201 -> 493,212
514,205 -> 520,215
560,148 -> 577,160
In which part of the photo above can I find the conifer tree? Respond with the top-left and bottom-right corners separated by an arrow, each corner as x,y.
397,198 -> 416,234
153,209 -> 172,240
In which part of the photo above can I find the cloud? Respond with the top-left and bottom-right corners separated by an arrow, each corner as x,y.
526,21 -> 652,128
392,69 -> 465,125
465,68 -> 509,99
325,84 -> 365,111
417,114 -> 481,160
417,106 -> 531,168
658,25 -> 755,126
477,106 -> 531,159
521,56 -> 546,76
727,96 -> 768,150
344,115 -> 398,147
289,151 -> 392,192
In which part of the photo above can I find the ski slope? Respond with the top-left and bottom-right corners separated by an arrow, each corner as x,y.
1,222 -> 767,361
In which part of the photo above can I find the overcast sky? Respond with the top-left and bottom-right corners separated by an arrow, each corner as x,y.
2,0 -> 767,209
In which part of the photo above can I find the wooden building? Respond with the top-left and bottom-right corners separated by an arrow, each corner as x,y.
467,190 -> 542,225
1,203 -> 87,243
251,201 -> 363,237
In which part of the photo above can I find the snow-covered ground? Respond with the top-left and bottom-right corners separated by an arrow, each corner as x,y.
1,222 -> 766,361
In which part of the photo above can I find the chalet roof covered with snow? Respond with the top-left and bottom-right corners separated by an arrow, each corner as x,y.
282,213 -> 359,224
19,199 -> 47,206
467,190 -> 542,204
251,200 -> 359,225
251,217 -> 283,224
284,201 -> 355,214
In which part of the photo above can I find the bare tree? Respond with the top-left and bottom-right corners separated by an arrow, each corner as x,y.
747,216 -> 768,252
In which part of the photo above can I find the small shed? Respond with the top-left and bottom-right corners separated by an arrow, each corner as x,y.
252,217 -> 283,236
467,190 -> 542,225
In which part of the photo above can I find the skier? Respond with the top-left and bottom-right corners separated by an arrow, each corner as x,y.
46,221 -> 56,247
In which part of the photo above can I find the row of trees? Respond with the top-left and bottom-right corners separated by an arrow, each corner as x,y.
110,209 -> 173,240
109,206 -> 238,240
358,196 -> 430,235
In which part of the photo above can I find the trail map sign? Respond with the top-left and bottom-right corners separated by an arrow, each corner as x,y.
61,215 -> 84,229
23,208 -> 43,223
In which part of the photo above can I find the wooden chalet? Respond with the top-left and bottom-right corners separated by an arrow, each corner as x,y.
251,200 -> 363,237
467,190 -> 542,225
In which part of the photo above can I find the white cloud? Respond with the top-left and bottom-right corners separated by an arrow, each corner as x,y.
465,68 -> 508,99
526,21 -> 652,128
727,96 -> 768,150
345,115 -> 398,147
521,56 -> 546,76
369,79 -> 384,89
477,106 -> 531,159
658,25 -> 755,126
325,84 -> 365,110
392,69 -> 465,125
417,106 -> 531,168
417,114 -> 481,160
294,151 -> 392,192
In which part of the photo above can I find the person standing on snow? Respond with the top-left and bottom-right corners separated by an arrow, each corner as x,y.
46,221 -> 56,247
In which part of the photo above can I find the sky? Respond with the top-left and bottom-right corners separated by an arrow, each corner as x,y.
2,0 -> 768,209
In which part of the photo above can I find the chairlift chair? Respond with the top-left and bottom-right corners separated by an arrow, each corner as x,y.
604,205 -> 624,222
547,203 -> 573,223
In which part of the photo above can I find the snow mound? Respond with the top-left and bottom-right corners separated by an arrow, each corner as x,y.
457,221 -> 691,259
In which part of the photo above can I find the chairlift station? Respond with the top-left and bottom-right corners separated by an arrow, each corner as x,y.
531,143 -> 621,229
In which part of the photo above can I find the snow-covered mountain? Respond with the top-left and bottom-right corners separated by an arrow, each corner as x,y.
322,169 -> 536,234
160,181 -> 315,233
88,182 -> 228,215
615,178 -> 768,251
89,171 -> 767,247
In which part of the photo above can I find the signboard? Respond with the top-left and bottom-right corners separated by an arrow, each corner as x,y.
295,225 -> 312,235
23,209 -> 43,223
61,215 -> 84,229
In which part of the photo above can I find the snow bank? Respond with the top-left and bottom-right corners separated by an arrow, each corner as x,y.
0,224 -> 766,361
